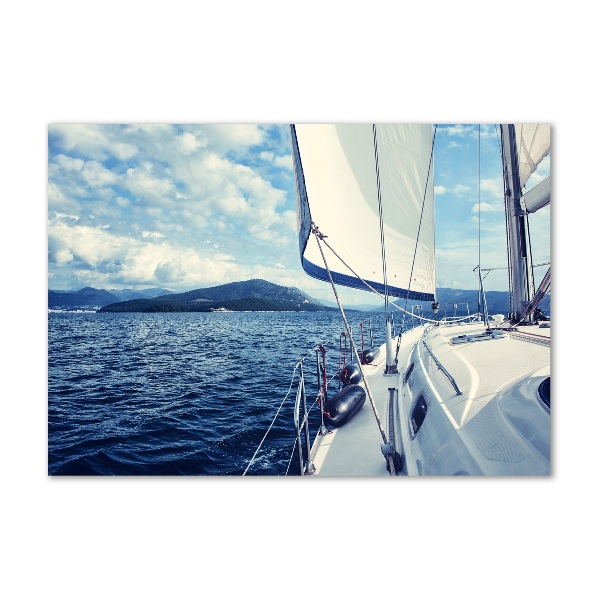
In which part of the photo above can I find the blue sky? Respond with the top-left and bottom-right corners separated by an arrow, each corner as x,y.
48,123 -> 550,304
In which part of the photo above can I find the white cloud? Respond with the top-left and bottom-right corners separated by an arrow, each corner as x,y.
438,183 -> 470,196
259,151 -> 274,161
445,125 -> 475,137
204,124 -> 265,149
53,247 -> 75,266
124,163 -> 177,203
48,217 -> 246,289
279,209 -> 297,232
472,201 -> 502,213
50,124 -> 138,162
443,124 -> 496,140
480,178 -> 503,199
274,154 -> 293,170
48,221 -> 125,268
259,149 -> 292,170
47,124 -> 305,290
55,154 -> 84,171
47,182 -> 71,209
180,150 -> 289,240
220,193 -> 252,216
50,124 -> 111,160
112,142 -> 138,160
82,160 -> 119,188
178,132 -> 204,154
479,124 -> 497,139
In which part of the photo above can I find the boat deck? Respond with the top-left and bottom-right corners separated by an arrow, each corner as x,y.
309,320 -> 551,476
310,326 -> 424,477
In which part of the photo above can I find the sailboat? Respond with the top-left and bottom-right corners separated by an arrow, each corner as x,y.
289,123 -> 551,476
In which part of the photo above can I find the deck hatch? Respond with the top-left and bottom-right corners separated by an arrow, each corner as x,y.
538,377 -> 550,410
410,395 -> 428,438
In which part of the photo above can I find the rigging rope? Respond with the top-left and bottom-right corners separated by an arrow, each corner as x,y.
517,266 -> 551,324
311,222 -> 395,475
317,233 -> 449,325
242,363 -> 300,475
373,124 -> 390,320
338,332 -> 347,390
526,208 -> 535,295
242,343 -> 326,476
285,372 -> 334,475
285,437 -> 298,475
478,124 -> 481,316
395,125 -> 438,361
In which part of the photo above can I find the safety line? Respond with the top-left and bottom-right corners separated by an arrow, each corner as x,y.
311,222 -> 395,475
242,363 -> 300,475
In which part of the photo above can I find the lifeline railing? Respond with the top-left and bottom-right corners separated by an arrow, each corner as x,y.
242,323 -> 367,476
243,311 -> 458,476
421,339 -> 462,396
293,348 -> 330,476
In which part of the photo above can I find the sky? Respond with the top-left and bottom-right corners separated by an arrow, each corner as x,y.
47,123 -> 551,305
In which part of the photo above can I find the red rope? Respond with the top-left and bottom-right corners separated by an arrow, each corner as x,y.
318,344 -> 327,399
360,322 -> 365,363
338,332 -> 347,389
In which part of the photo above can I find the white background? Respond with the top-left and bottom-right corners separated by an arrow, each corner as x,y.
2,2 -> 594,598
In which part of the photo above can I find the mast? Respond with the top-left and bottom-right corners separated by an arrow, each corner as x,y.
501,124 -> 533,322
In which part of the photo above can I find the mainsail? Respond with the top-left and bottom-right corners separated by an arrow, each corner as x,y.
515,124 -> 551,214
291,124 -> 435,301
515,124 -> 551,190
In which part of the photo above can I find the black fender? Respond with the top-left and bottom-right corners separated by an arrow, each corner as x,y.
361,346 -> 379,364
323,384 -> 366,427
338,363 -> 361,386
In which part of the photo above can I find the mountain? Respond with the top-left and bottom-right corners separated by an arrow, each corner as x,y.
370,287 -> 551,318
109,288 -> 174,302
97,279 -> 336,313
49,287 -> 120,310
50,281 -> 550,317
48,287 -> 173,310
315,297 -> 382,312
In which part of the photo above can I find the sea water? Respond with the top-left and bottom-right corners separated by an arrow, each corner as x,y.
48,310 -> 389,476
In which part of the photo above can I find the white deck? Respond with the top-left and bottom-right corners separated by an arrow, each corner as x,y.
310,326 -> 424,476
309,320 -> 551,476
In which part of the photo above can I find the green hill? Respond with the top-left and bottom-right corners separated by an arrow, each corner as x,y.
97,279 -> 335,313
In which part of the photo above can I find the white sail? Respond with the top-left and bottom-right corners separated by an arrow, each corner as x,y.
515,124 -> 550,189
291,124 -> 435,301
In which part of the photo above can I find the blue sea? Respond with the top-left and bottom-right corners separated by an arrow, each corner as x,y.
48,310 -> 390,476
